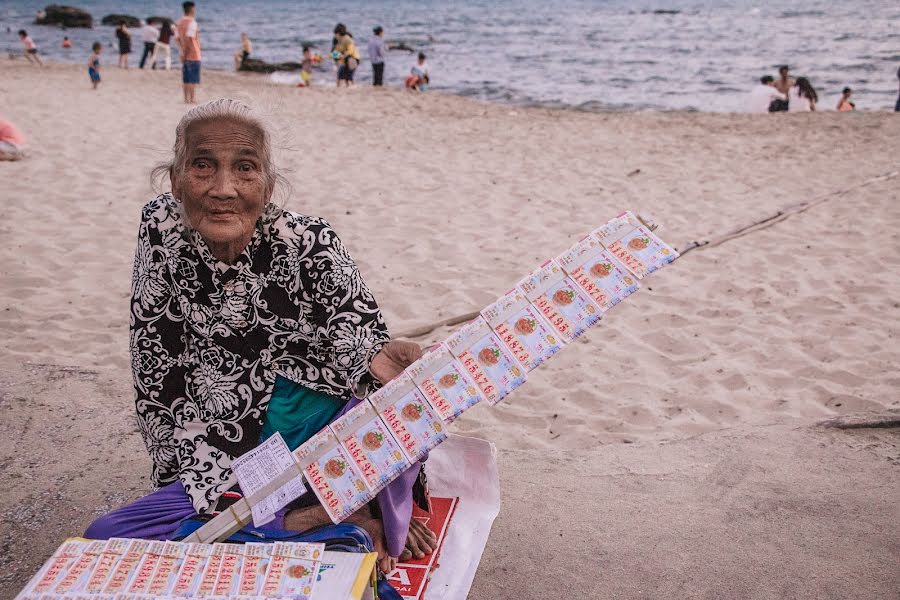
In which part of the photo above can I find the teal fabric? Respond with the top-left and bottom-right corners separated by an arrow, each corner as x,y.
260,375 -> 344,451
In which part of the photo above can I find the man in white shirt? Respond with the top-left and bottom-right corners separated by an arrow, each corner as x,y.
139,20 -> 160,69
749,75 -> 786,113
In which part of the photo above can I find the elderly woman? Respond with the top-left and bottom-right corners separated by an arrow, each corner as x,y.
84,99 -> 435,573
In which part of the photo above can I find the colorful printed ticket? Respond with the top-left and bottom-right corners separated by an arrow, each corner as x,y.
83,539 -> 131,594
519,260 -> 601,341
145,542 -> 186,595
25,540 -> 89,594
211,543 -> 244,596
330,399 -> 411,493
406,344 -> 484,422
592,211 -> 678,278
125,541 -> 167,594
444,316 -> 527,404
293,429 -> 373,524
259,542 -> 324,600
481,289 -> 565,371
236,543 -> 271,596
101,540 -> 150,594
369,372 -> 448,463
195,543 -> 226,597
170,543 -> 212,597
51,540 -> 106,593
557,235 -> 640,310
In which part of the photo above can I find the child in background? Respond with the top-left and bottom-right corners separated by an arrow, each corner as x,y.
88,42 -> 102,89
18,30 -> 43,66
299,45 -> 313,87
405,52 -> 429,91
62,36 -> 72,48
837,87 -> 855,112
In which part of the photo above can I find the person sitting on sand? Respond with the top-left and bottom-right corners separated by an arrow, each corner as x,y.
789,77 -> 818,112
405,52 -> 430,91
234,32 -> 252,70
0,116 -> 26,161
771,65 -> 794,111
18,30 -> 43,66
749,75 -> 786,113
62,36 -> 72,49
82,99 -> 438,574
87,42 -> 102,90
116,22 -> 132,69
837,87 -> 855,112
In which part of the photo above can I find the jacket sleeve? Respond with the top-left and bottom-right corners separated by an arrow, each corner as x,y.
306,221 -> 391,398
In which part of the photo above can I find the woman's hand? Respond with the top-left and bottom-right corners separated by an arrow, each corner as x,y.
370,340 -> 423,384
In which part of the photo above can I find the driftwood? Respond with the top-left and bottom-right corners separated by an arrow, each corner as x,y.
394,170 -> 898,340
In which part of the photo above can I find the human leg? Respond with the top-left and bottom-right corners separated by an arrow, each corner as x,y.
140,42 -> 153,68
83,481 -> 197,540
373,62 -> 384,86
163,44 -> 171,70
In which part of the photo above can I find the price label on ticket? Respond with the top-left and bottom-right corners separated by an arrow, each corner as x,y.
592,211 -> 678,278
519,260 -> 601,341
330,399 -> 412,493
370,372 -> 447,463
293,429 -> 373,524
407,344 -> 484,422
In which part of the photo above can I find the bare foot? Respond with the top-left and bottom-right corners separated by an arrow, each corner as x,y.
399,518 -> 437,561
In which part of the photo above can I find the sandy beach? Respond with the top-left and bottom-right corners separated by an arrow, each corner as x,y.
0,61 -> 898,599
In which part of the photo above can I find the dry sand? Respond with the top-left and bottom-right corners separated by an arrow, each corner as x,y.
0,61 -> 898,599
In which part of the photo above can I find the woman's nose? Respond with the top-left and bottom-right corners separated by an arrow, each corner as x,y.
209,168 -> 238,200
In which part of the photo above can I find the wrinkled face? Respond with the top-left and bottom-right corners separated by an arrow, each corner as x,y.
171,118 -> 271,251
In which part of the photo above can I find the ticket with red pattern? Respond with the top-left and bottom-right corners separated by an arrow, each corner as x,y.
592,211 -> 678,278
330,399 -> 412,493
406,344 -> 484,422
370,372 -> 447,463
481,289 -> 565,371
101,539 -> 150,594
519,260 -> 601,341
146,542 -> 187,596
293,429 -> 373,524
169,542 -> 212,597
236,542 -> 272,596
83,538 -> 131,594
444,316 -> 527,404
22,540 -> 89,594
260,541 -> 324,600
557,234 -> 640,311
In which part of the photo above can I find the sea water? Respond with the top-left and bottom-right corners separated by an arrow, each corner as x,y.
2,0 -> 897,111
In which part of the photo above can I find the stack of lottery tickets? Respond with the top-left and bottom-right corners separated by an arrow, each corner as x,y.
16,538 -> 326,600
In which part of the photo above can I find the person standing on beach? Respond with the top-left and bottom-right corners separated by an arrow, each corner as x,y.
88,42 -> 102,90
334,25 -> 360,87
234,32 -> 252,70
749,75 -> 786,113
176,1 -> 202,104
148,21 -> 174,70
368,26 -> 386,86
771,65 -> 794,111
895,66 -> 900,112
116,22 -> 132,69
299,45 -> 313,87
139,20 -> 159,69
18,30 -> 43,66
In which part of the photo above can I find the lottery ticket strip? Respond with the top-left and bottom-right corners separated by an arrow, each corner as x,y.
15,211 -> 679,599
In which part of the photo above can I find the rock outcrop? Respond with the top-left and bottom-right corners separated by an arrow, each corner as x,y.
101,14 -> 140,27
34,5 -> 93,28
238,58 -> 303,73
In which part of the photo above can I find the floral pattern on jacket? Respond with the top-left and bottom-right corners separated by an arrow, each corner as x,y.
130,194 -> 389,512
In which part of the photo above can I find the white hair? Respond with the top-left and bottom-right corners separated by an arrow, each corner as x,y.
153,98 -> 285,202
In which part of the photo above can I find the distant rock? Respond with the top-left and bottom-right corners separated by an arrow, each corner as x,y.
101,14 -> 140,27
238,58 -> 303,73
147,16 -> 174,27
34,5 -> 93,28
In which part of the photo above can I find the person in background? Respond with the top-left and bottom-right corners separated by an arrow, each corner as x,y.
176,1 -> 202,104
62,36 -> 72,48
836,87 -> 855,112
116,22 -> 132,69
234,32 -> 252,70
334,25 -> 360,87
895,66 -> 900,112
405,52 -> 429,91
88,41 -> 102,89
139,20 -> 159,69
788,77 -> 818,112
771,65 -> 794,111
368,26 -> 386,86
0,116 -> 26,161
148,20 -> 174,70
299,45 -> 313,87
748,75 -> 786,113
18,30 -> 43,66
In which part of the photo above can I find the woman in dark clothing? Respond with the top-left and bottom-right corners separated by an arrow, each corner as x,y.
116,22 -> 132,69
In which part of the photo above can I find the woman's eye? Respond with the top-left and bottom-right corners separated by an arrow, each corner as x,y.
193,159 -> 211,170
238,162 -> 256,173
